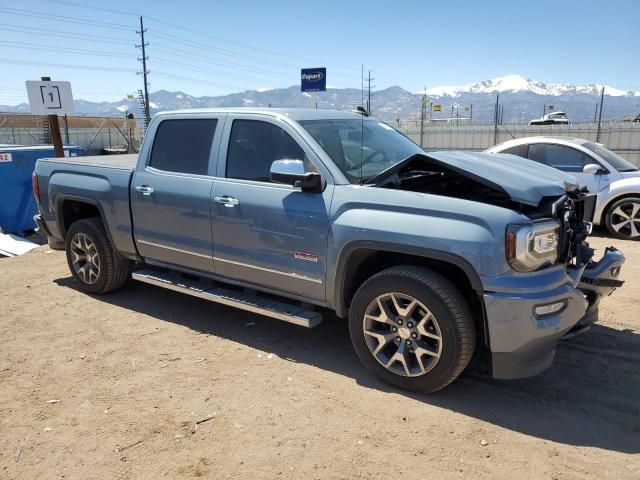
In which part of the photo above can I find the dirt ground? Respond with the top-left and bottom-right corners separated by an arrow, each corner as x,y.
1,232 -> 639,480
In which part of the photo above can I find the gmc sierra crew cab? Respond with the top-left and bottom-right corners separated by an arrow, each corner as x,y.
32,108 -> 625,392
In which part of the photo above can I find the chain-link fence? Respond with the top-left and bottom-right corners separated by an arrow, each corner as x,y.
0,114 -> 144,154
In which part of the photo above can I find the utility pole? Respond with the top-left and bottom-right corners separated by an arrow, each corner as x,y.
420,93 -> 426,147
596,86 -> 605,142
361,64 -> 364,111
136,16 -> 150,127
365,70 -> 375,116
42,76 -> 64,157
493,93 -> 500,145
469,104 -> 473,123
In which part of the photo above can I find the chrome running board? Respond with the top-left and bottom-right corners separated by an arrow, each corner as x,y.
132,269 -> 322,328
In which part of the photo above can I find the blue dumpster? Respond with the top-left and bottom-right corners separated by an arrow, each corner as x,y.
0,145 -> 83,234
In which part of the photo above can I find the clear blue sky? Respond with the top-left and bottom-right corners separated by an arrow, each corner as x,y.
1,0 -> 638,104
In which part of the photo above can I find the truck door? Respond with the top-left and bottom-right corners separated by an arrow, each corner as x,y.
211,115 -> 332,302
131,116 -> 223,273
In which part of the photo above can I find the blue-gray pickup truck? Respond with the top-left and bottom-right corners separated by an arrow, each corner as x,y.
32,108 -> 625,392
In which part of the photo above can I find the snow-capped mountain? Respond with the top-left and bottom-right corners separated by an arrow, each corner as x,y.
423,74 -> 639,98
1,75 -> 638,123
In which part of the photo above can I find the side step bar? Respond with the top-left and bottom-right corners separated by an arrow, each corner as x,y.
132,269 -> 322,328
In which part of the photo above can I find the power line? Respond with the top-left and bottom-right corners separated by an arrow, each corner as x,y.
152,58 -> 281,85
151,41 -> 359,85
0,41 -> 132,58
148,30 -> 300,69
41,0 -> 357,72
26,2 -> 395,88
0,7 -> 132,31
149,31 -> 362,83
42,0 -> 140,17
2,24 -> 135,45
151,43 -> 298,77
153,71 -> 244,90
0,58 -> 137,73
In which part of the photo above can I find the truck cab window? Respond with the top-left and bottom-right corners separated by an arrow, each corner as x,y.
149,119 -> 217,175
226,120 -> 309,182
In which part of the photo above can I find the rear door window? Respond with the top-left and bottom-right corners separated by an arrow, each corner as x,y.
149,119 -> 217,175
527,143 -> 593,172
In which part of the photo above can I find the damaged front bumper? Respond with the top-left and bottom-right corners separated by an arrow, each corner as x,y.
483,246 -> 625,380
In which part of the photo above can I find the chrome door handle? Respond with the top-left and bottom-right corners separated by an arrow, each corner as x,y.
214,196 -> 239,207
135,185 -> 154,196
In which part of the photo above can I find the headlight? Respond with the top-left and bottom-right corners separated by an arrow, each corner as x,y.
506,221 -> 561,272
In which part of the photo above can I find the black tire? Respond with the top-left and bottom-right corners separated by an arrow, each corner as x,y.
348,265 -> 476,393
605,197 -> 640,240
65,218 -> 129,294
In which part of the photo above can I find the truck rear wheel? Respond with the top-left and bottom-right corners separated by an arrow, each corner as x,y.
348,265 -> 475,393
65,218 -> 129,294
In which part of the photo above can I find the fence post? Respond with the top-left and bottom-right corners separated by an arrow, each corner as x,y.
63,115 -> 70,144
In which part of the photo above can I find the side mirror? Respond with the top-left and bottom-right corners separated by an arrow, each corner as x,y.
270,159 -> 322,192
583,163 -> 603,175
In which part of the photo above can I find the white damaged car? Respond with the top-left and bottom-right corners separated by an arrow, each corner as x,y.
487,137 -> 640,239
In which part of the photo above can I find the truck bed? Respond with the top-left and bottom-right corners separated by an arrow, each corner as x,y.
39,154 -> 138,170
35,153 -> 138,258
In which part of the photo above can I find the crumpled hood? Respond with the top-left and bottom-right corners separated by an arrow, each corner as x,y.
426,150 -> 579,206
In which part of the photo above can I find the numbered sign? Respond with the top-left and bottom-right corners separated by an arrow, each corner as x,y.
25,80 -> 74,115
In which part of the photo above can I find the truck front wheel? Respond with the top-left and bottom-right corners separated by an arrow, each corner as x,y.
348,265 -> 476,393
65,218 -> 129,294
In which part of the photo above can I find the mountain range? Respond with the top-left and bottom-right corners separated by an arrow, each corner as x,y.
2,75 -> 639,124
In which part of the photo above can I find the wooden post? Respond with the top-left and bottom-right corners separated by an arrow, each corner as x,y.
42,76 -> 64,157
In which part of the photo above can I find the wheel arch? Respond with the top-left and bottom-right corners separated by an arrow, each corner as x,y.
56,196 -> 115,247
333,242 -> 485,329
599,192 -> 640,225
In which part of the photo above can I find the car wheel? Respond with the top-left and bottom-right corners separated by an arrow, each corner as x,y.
65,218 -> 129,294
348,265 -> 476,393
605,197 -> 640,240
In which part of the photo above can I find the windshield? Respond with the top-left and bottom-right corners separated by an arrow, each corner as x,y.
299,118 -> 423,183
583,142 -> 638,172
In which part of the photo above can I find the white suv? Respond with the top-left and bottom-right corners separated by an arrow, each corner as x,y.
486,136 -> 640,239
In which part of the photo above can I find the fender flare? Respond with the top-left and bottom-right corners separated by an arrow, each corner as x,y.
332,240 -> 484,317
55,195 -> 118,251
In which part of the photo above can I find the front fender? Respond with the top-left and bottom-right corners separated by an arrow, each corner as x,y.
326,206 -> 508,315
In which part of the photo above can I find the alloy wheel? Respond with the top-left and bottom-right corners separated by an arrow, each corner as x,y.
363,292 -> 442,377
70,232 -> 101,284
609,201 -> 640,238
